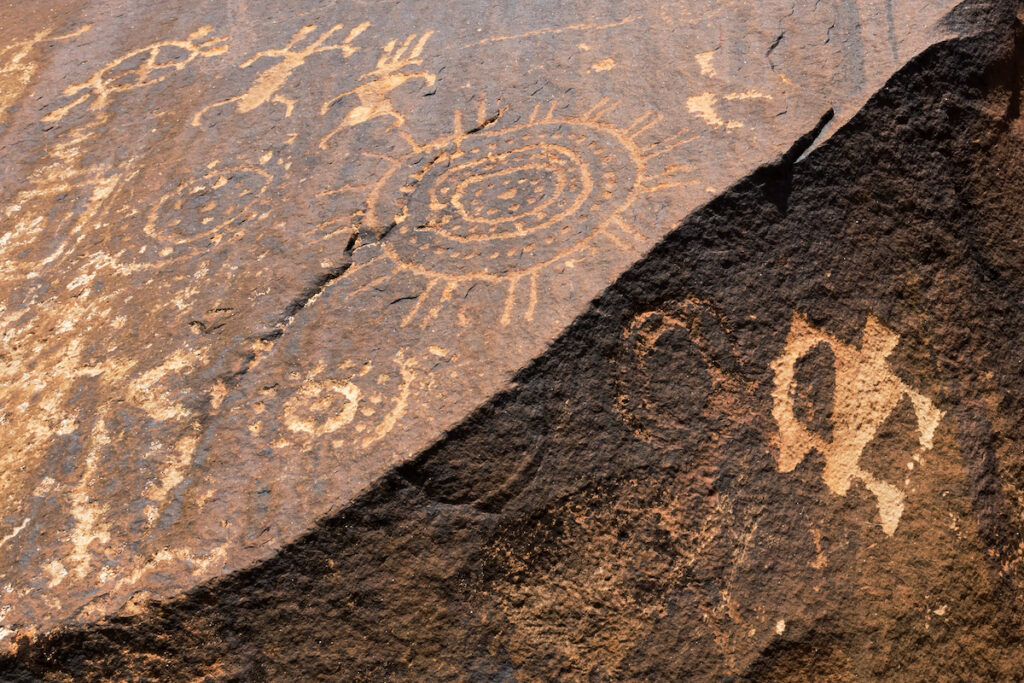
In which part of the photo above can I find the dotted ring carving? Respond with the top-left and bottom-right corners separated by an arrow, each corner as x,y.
144,166 -> 272,244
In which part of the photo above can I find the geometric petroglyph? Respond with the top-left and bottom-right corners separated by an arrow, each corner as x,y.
42,26 -> 229,123
192,23 -> 370,125
358,99 -> 695,326
319,31 -> 435,146
771,313 -> 945,535
283,373 -> 361,438
144,163 -> 274,246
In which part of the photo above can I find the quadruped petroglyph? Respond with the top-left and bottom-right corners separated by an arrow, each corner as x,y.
771,313 -> 945,535
319,31 -> 435,145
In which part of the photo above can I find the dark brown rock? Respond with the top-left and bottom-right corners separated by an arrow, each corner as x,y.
1,0 -> 1023,679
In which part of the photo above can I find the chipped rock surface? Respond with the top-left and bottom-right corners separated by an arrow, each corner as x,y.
0,0 -> 1020,677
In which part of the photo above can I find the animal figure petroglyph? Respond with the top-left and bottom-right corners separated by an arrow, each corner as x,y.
43,26 -> 229,122
319,32 -> 434,147
771,313 -> 944,535
191,22 -> 369,125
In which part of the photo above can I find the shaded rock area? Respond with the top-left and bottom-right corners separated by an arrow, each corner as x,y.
0,0 -> 976,643
2,0 -> 1023,679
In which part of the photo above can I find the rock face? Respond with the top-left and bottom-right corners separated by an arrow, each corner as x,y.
1,0 -> 1022,678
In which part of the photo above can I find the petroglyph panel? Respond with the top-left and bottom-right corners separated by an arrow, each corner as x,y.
0,0 -> 964,652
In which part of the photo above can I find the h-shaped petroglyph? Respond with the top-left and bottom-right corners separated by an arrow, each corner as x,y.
319,31 -> 435,148
191,22 -> 369,125
771,313 -> 945,535
42,26 -> 229,123
0,24 -> 90,123
686,91 -> 772,129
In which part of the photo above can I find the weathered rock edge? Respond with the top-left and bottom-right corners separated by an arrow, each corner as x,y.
2,0 -> 1022,679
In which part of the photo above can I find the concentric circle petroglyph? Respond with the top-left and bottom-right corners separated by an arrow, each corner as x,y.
348,101 -> 696,327
370,120 -> 640,276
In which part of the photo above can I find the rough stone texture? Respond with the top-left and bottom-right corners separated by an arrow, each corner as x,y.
0,0 -> 974,646
1,0 -> 1022,678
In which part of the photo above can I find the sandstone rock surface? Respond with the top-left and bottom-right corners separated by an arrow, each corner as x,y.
1,0 -> 1022,679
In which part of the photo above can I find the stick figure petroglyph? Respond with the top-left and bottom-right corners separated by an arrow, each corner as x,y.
771,313 -> 945,535
319,32 -> 435,148
191,22 -> 369,126
43,26 -> 229,123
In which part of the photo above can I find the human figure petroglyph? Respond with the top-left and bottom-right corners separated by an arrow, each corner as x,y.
0,24 -> 90,123
43,26 -> 229,123
771,313 -> 944,535
319,32 -> 435,147
191,22 -> 369,125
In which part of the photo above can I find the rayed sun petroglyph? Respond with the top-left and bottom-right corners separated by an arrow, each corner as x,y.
771,313 -> 945,535
331,98 -> 699,327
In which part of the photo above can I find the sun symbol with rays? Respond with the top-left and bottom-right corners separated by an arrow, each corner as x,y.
344,98 -> 697,326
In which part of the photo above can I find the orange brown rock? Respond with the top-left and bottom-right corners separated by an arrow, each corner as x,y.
0,0 -> 1021,679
